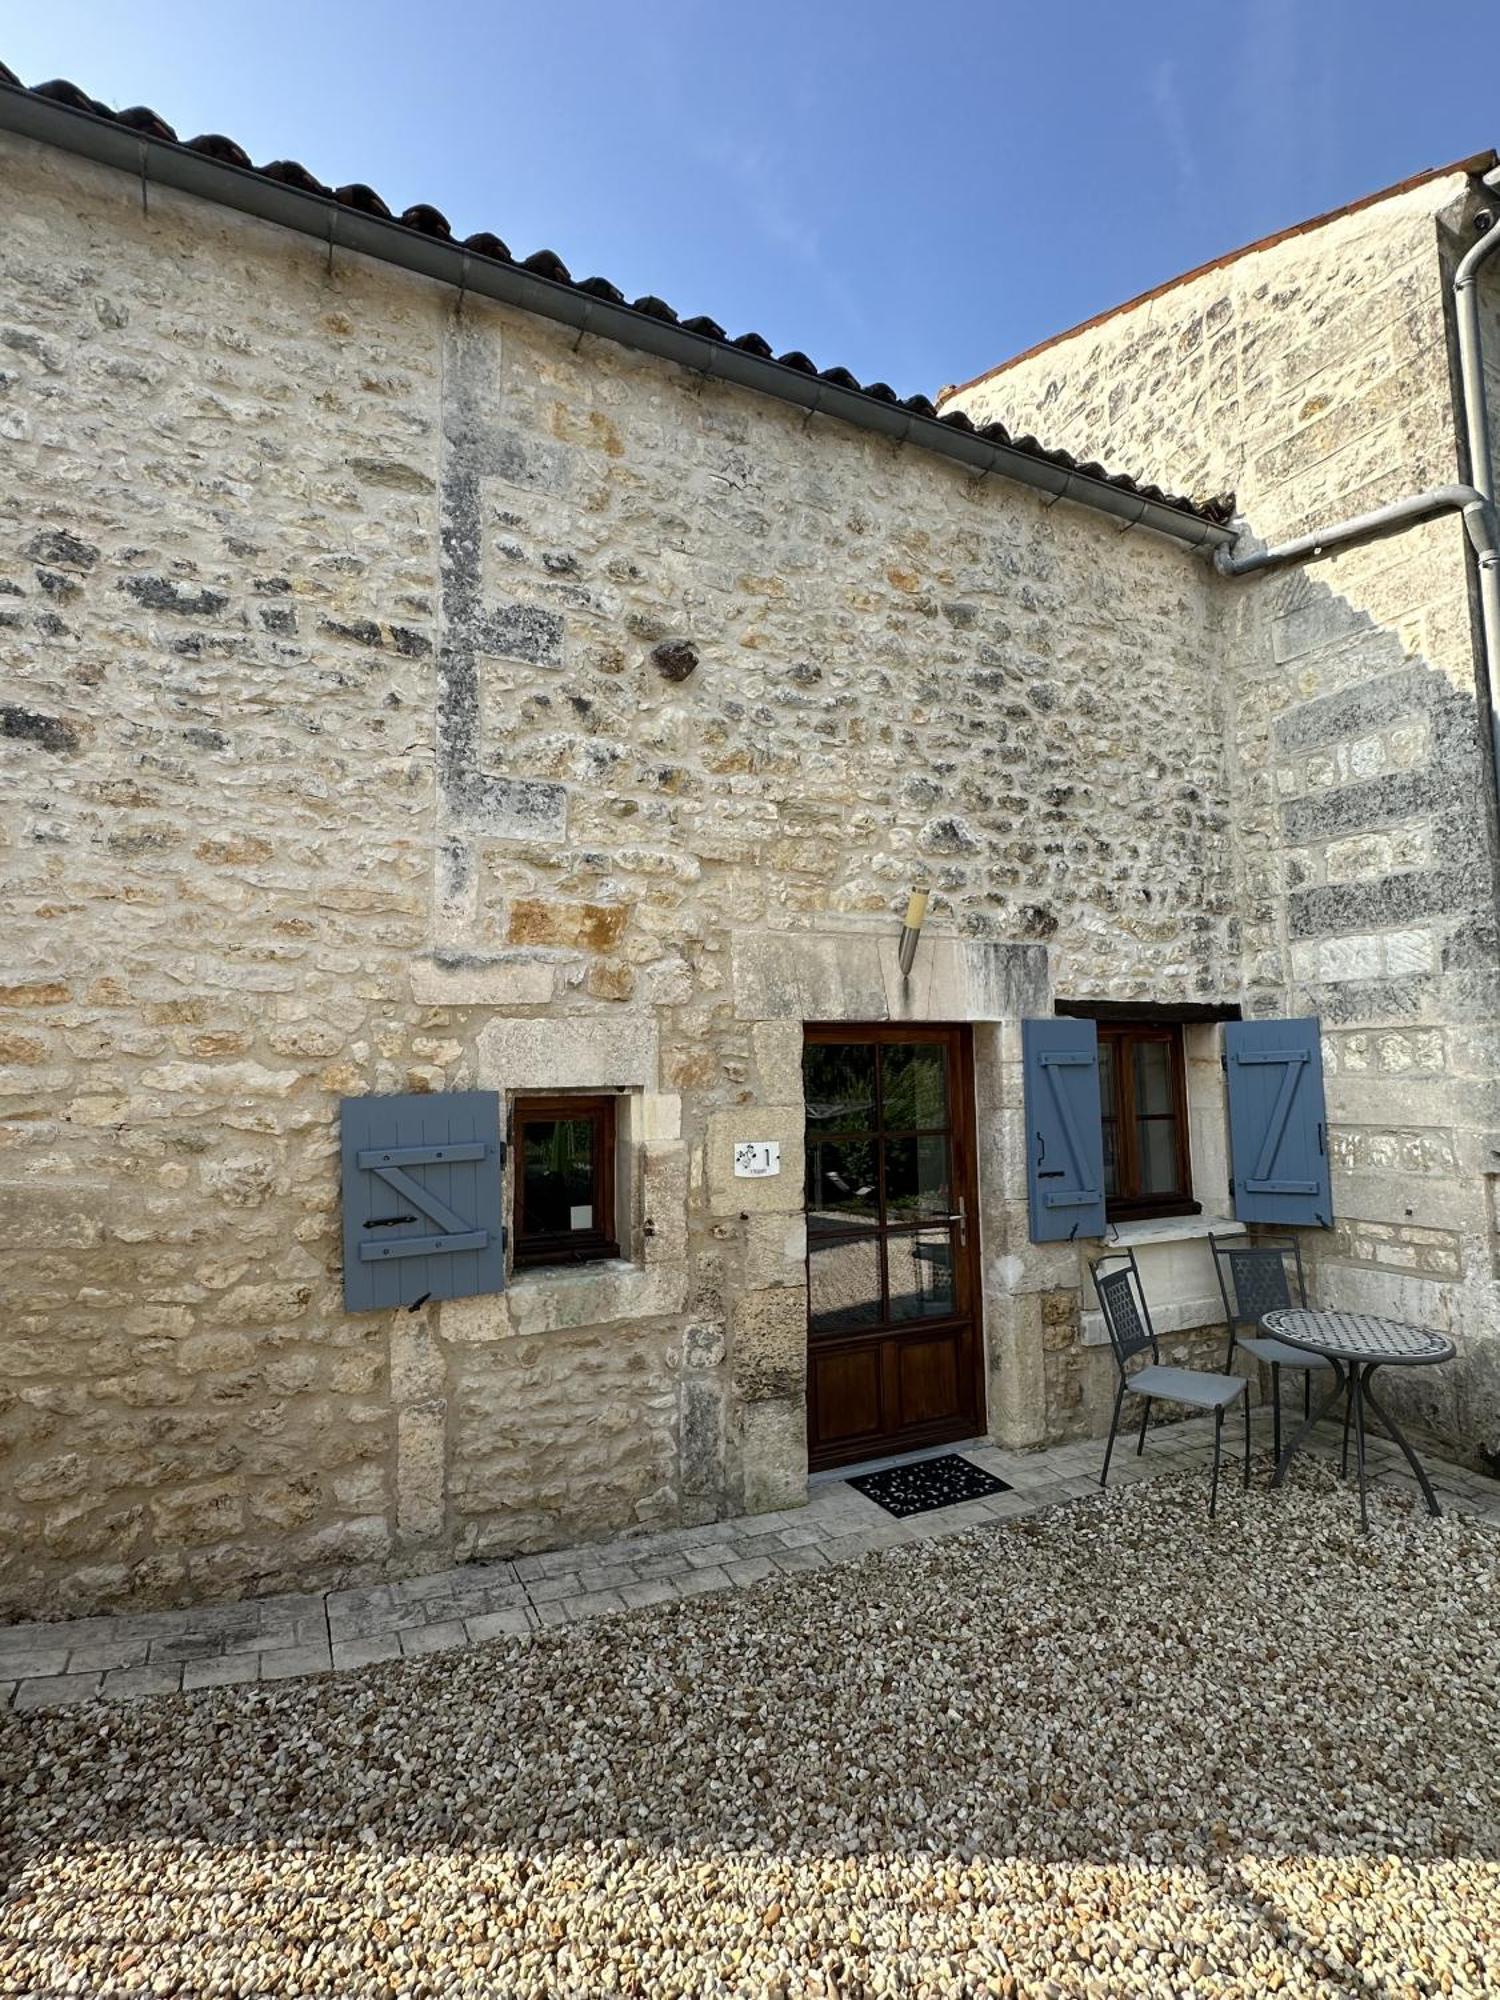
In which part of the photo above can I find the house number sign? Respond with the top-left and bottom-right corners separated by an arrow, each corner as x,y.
734,1140 -> 781,1178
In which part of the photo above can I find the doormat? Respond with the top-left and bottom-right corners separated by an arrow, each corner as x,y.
847,1454 -> 1011,1519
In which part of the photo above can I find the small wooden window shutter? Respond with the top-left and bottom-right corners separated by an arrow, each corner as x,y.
1023,1018 -> 1107,1242
340,1090 -> 505,1311
1224,1018 -> 1333,1228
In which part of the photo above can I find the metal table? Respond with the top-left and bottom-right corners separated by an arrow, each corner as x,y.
1262,1308 -> 1455,1532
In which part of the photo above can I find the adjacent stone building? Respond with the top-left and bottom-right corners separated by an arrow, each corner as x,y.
1,67 -> 1497,1617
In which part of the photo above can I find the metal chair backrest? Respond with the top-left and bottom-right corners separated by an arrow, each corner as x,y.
1209,1232 -> 1307,1336
1090,1249 -> 1158,1373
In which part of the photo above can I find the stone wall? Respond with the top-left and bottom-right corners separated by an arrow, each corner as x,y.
946,164 -> 1500,1461
0,131 -> 1237,1616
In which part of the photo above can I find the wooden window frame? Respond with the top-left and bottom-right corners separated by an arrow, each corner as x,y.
1097,1022 -> 1198,1222
512,1093 -> 620,1269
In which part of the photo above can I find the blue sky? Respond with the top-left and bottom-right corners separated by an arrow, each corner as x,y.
4,2 -> 1492,398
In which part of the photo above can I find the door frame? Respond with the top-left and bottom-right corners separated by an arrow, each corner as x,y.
802,1021 -> 987,1469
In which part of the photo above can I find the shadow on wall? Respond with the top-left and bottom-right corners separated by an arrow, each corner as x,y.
1230,551 -> 1500,1463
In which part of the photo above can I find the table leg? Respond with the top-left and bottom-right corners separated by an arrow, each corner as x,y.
1362,1369 -> 1443,1518
1352,1364 -> 1369,1534
1340,1384 -> 1352,1478
1272,1361 -> 1349,1489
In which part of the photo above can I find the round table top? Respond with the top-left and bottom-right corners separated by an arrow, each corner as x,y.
1260,1308 -> 1455,1367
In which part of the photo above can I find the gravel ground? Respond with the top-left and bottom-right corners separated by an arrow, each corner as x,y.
3,1462 -> 1498,2000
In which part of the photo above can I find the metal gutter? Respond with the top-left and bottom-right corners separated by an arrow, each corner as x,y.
0,83 -> 1233,554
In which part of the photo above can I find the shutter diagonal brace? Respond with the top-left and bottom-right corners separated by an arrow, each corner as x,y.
1236,1049 -> 1318,1194
363,1159 -> 474,1238
1039,1050 -> 1103,1208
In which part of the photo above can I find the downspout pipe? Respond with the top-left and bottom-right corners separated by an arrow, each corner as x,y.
1453,215 -> 1500,798
1454,216 -> 1500,509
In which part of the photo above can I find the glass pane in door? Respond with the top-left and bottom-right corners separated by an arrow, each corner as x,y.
803,1036 -> 962,1334
882,1135 -> 950,1222
808,1234 -> 882,1333
886,1229 -> 955,1320
803,1043 -> 877,1131
881,1043 -> 948,1129
805,1138 -> 879,1233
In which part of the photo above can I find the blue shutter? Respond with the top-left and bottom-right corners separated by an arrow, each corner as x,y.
1023,1018 -> 1107,1242
341,1090 -> 505,1311
1224,1018 -> 1332,1228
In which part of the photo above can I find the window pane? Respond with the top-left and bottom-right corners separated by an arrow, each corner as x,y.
881,1043 -> 948,1129
1098,1043 -> 1118,1196
803,1044 -> 877,1132
808,1234 -> 881,1334
1137,1117 -> 1181,1194
805,1139 -> 879,1233
1134,1038 -> 1174,1116
886,1229 -> 955,1321
1102,1118 -> 1119,1197
522,1117 -> 596,1234
882,1135 -> 950,1223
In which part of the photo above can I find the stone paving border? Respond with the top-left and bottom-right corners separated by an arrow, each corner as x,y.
5,1415 -> 1498,1712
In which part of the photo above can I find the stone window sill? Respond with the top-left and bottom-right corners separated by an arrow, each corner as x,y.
511,1257 -> 639,1289
1100,1213 -> 1244,1250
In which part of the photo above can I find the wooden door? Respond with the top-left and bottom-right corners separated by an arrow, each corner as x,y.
803,1025 -> 985,1469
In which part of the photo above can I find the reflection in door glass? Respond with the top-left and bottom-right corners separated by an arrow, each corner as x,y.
802,1044 -> 877,1131
804,1139 -> 879,1233
886,1229 -> 955,1320
808,1234 -> 882,1333
881,1043 -> 948,1129
881,1135 -> 950,1222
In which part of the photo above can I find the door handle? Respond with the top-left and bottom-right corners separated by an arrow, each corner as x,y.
945,1197 -> 968,1248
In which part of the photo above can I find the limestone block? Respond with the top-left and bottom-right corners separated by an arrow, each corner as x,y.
476,1013 -> 659,1091
679,1372 -> 726,1498
438,1294 -> 512,1344
737,1213 -> 808,1292
986,1290 -> 1047,1451
410,955 -> 558,1006
730,1286 -> 807,1402
883,934 -> 1050,1022
396,1400 -> 447,1542
505,1261 -> 687,1337
390,1312 -> 446,1402
705,1107 -> 804,1216
149,1481 -> 245,1547
738,1399 -> 808,1514
751,1021 -> 806,1103
641,1141 -> 690,1262
683,1320 -> 727,1370
732,931 -> 887,1022
638,1091 -> 682,1144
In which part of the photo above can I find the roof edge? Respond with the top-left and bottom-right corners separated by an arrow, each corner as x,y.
938,149 -> 1498,407
0,74 -> 1233,549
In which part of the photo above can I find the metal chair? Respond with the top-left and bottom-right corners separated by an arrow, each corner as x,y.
1092,1248 -> 1250,1516
1209,1231 -> 1335,1462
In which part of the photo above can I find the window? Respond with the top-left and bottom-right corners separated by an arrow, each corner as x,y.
1096,1023 -> 1196,1221
512,1094 -> 619,1268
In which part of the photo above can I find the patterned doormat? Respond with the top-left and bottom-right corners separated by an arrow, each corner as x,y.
847,1453 -> 1011,1519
